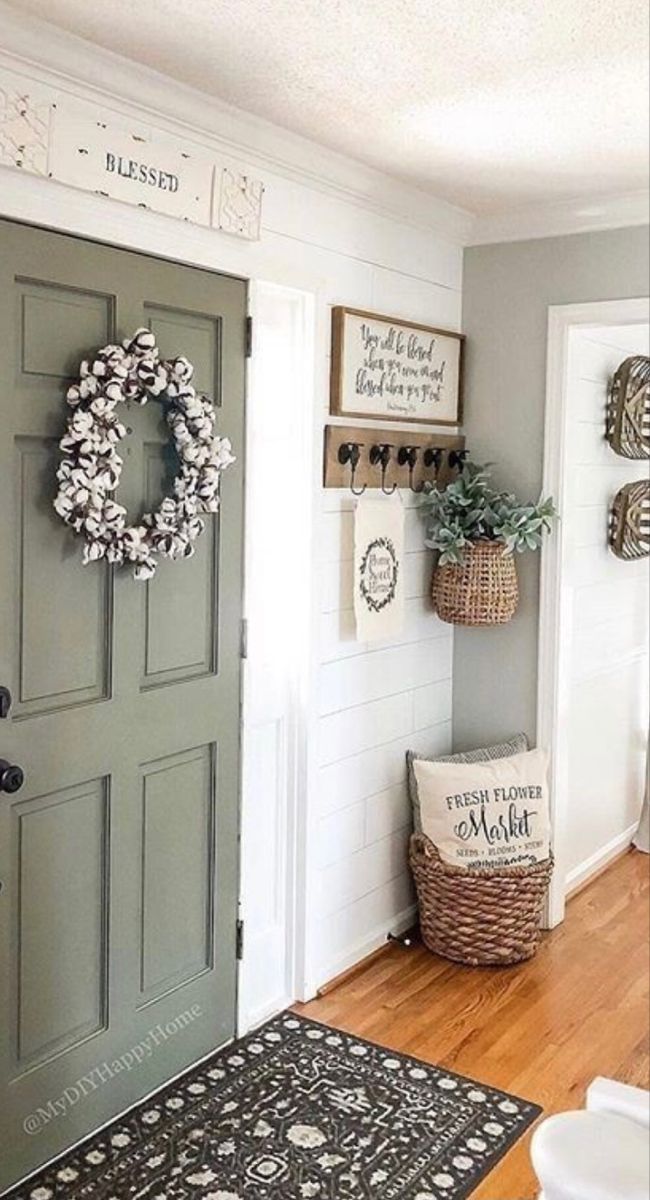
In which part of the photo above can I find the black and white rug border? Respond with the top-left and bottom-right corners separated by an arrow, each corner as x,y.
5,1011 -> 542,1200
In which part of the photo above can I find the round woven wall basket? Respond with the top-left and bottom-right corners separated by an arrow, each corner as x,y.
410,835 -> 553,966
432,540 -> 519,626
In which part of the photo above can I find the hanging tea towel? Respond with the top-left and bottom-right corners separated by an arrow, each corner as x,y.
354,492 -> 405,641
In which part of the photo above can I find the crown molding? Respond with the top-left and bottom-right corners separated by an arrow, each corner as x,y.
470,190 -> 649,246
0,1 -> 475,246
2,3 -> 645,251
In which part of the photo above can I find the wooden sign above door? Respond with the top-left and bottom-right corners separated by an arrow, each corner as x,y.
0,63 -> 266,241
0,86 -> 51,175
50,109 -> 215,225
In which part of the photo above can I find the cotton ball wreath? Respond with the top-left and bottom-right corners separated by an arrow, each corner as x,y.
53,328 -> 235,580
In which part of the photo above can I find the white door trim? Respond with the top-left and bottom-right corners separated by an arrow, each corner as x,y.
0,171 -> 317,1034
238,280 -> 316,1031
538,296 -> 649,926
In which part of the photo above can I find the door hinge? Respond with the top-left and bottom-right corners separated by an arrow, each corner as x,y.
236,918 -> 245,961
239,618 -> 249,660
245,315 -> 253,358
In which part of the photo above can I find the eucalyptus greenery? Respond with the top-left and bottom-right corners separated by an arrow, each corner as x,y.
420,462 -> 557,565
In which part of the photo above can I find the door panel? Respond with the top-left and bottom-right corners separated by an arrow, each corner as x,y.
139,744 -> 215,1004
145,305 -> 222,401
15,437 -> 112,716
140,399 -> 219,689
140,527 -> 218,688
0,219 -> 246,1191
14,779 -> 109,1069
19,282 -> 113,382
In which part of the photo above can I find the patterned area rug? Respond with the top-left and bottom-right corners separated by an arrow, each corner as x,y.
9,1013 -> 541,1200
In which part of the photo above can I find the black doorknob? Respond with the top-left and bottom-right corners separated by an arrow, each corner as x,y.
0,759 -> 24,794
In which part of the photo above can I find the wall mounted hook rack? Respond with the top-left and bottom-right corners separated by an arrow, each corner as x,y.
324,425 -> 466,493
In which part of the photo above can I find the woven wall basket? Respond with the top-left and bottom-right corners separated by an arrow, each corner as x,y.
410,835 -> 554,966
609,478 -> 650,561
432,540 -> 519,626
605,354 -> 650,459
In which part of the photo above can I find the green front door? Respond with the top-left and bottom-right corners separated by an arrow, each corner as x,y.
0,220 -> 246,1192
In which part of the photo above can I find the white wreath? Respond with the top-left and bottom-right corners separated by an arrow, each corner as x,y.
53,328 -> 235,580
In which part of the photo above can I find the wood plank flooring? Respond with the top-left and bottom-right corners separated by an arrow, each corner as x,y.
297,848 -> 649,1200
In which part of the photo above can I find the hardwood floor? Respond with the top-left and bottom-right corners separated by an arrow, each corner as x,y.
297,848 -> 649,1200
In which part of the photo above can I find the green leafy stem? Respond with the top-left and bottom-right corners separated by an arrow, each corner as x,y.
420,462 -> 557,565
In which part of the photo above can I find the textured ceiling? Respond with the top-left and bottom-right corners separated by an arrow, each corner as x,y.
9,0 -> 650,214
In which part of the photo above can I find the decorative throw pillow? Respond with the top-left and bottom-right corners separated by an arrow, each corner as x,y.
413,748 -> 551,869
407,733 -> 529,833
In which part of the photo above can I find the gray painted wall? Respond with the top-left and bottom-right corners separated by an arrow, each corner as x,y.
453,225 -> 650,751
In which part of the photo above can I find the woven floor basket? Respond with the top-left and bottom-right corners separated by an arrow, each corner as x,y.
410,834 -> 554,966
432,540 -> 519,626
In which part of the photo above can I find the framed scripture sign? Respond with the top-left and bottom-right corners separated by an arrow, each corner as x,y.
331,306 -> 464,426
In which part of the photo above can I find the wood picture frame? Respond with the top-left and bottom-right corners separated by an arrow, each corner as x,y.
330,306 -> 464,426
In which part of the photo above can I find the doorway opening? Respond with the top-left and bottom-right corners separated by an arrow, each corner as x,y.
539,298 -> 649,925
0,218 -> 315,1193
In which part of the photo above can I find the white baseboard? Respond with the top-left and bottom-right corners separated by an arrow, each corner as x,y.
565,825 -> 638,895
238,994 -> 295,1037
316,904 -> 417,993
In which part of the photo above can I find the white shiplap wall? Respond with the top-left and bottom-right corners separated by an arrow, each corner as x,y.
564,323 -> 649,889
314,488 -> 454,988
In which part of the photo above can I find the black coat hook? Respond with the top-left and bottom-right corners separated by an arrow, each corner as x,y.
369,443 -> 397,494
397,446 -> 424,493
423,447 -> 443,472
338,442 -> 366,496
448,448 -> 468,471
